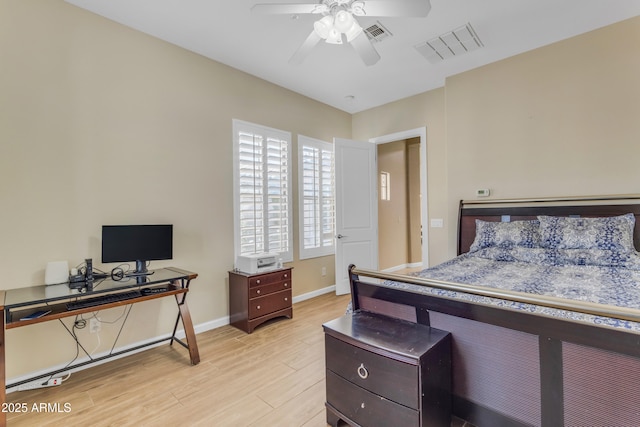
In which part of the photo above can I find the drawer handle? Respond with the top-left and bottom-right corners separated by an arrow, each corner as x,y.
256,279 -> 261,284
284,282 -> 288,287
257,305 -> 261,310
284,273 -> 288,278
284,297 -> 288,301
256,289 -> 261,294
357,363 -> 369,379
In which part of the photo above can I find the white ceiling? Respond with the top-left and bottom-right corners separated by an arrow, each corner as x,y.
65,0 -> 640,114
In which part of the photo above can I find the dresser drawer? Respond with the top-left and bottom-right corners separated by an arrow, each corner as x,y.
249,280 -> 290,298
249,270 -> 291,287
248,289 -> 291,318
325,334 -> 419,409
326,370 -> 419,427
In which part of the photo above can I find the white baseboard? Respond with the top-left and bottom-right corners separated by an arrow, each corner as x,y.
293,284 -> 335,303
193,316 -> 229,334
381,262 -> 423,273
193,284 -> 335,334
7,332 -> 183,393
6,284 -> 337,393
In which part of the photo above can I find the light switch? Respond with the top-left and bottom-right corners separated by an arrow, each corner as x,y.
430,218 -> 444,228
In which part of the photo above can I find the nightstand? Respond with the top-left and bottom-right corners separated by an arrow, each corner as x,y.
323,311 -> 451,427
228,268 -> 292,333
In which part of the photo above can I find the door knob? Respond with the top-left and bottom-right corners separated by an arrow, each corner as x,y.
336,234 -> 347,239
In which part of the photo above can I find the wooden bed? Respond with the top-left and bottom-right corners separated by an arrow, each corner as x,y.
348,195 -> 640,427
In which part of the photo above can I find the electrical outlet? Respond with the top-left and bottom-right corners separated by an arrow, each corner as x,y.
321,267 -> 327,276
89,318 -> 101,333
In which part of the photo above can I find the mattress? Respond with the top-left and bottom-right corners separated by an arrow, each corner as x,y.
380,248 -> 640,332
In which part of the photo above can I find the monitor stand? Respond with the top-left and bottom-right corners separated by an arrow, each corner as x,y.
125,260 -> 155,277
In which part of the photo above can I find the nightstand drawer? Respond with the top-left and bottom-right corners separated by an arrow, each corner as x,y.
249,280 -> 290,298
326,334 -> 419,409
249,270 -> 291,287
248,289 -> 291,318
326,371 -> 419,427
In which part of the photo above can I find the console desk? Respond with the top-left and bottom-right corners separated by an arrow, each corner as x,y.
0,266 -> 199,422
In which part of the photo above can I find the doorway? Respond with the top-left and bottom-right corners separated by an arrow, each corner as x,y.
370,127 -> 428,271
333,127 -> 428,295
377,137 -> 422,271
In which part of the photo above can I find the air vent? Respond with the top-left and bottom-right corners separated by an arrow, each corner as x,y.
364,21 -> 393,43
415,23 -> 483,63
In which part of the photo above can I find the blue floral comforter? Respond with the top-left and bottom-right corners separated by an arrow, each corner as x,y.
381,248 -> 640,332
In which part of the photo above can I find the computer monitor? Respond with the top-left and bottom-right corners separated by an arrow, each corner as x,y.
102,225 -> 173,276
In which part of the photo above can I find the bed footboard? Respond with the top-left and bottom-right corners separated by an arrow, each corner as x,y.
349,267 -> 640,427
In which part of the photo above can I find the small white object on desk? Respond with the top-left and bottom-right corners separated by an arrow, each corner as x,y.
45,261 -> 69,285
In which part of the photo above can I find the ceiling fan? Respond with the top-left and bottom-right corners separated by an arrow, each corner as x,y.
252,0 -> 432,66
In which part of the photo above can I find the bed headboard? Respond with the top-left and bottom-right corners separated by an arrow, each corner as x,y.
458,195 -> 640,255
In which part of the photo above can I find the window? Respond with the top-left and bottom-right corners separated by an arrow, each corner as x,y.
380,171 -> 391,200
298,135 -> 335,259
233,120 -> 292,262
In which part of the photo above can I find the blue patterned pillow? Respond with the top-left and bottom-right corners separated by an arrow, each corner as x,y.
537,214 -> 636,252
469,220 -> 541,252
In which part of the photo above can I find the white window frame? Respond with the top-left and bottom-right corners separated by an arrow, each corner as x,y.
297,135 -> 335,260
380,171 -> 391,200
232,119 -> 293,262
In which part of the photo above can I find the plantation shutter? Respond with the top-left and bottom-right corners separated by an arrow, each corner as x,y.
234,120 -> 292,261
298,136 -> 335,259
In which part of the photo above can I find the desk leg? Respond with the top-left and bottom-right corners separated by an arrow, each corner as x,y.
1,309 -> 6,427
173,295 -> 200,365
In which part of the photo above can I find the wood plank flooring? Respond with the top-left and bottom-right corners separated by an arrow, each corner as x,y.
6,292 -> 473,427
6,292 -> 351,426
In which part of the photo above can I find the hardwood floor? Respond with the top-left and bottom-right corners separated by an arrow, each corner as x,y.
6,292 -> 474,427
6,292 -> 351,426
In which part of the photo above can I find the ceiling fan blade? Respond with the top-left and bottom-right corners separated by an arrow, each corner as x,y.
289,30 -> 323,65
353,0 -> 432,17
350,31 -> 380,66
251,3 -> 327,15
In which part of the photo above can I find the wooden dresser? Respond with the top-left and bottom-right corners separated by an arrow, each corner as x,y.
228,268 -> 292,333
323,311 -> 451,427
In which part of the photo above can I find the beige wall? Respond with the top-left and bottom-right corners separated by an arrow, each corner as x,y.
353,90 -> 449,265
406,139 -> 421,264
3,0 -> 640,381
355,16 -> 640,262
1,0 -> 348,379
444,16 -> 640,252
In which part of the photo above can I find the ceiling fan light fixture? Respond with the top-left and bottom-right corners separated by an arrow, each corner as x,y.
313,15 -> 334,39
326,27 -> 343,44
257,0 -> 426,66
334,10 -> 354,32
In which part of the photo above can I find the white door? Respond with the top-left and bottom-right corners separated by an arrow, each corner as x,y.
334,138 -> 378,295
